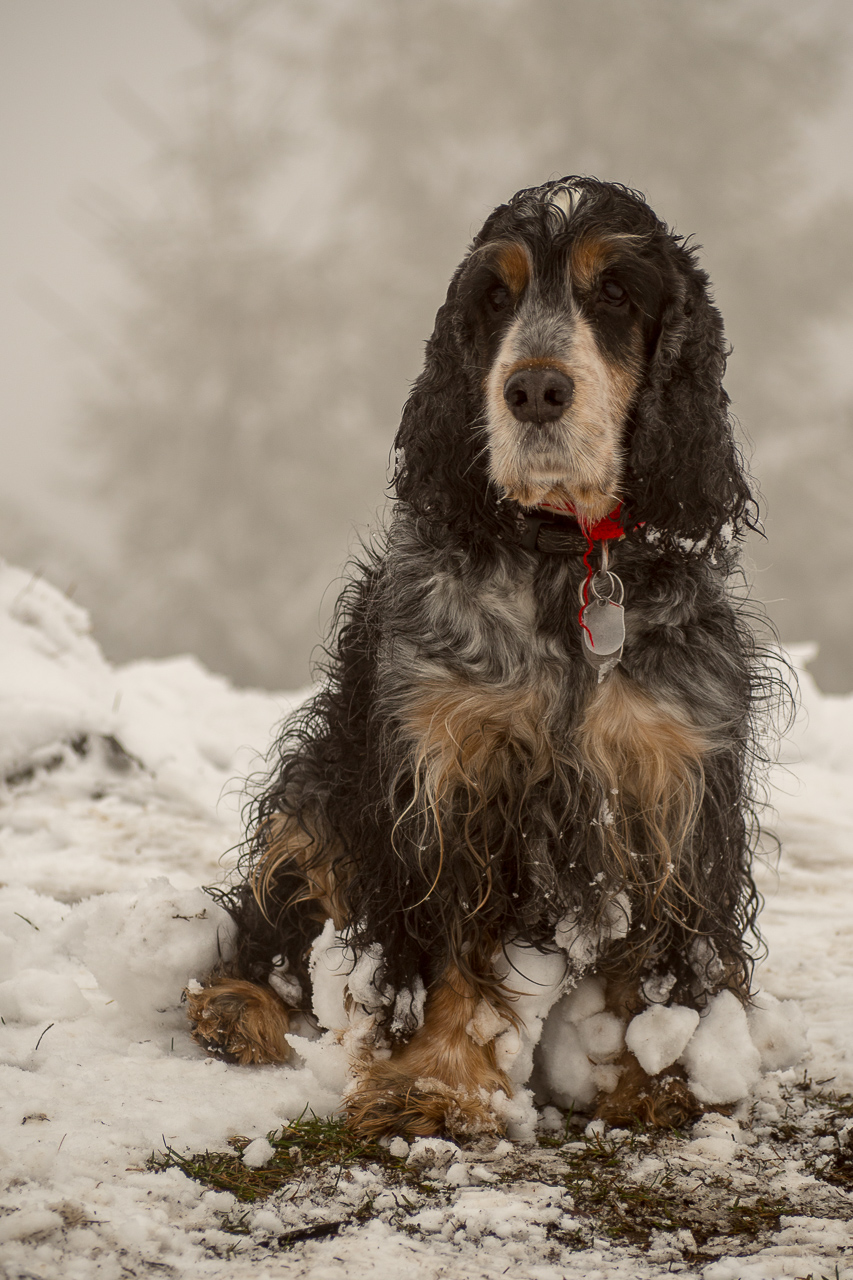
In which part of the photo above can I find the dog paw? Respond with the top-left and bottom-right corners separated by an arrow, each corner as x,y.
184,978 -> 292,1066
593,1053 -> 703,1128
345,1070 -> 503,1140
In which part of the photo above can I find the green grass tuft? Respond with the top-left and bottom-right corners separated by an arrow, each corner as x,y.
150,1109 -> 397,1204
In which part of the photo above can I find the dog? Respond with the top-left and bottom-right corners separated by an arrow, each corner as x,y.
187,176 -> 769,1138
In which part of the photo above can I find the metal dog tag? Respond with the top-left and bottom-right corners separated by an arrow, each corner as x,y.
579,571 -> 625,681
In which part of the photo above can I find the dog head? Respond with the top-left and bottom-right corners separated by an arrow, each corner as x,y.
395,177 -> 755,555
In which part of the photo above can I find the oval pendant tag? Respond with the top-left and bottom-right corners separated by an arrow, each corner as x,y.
579,571 -> 625,680
583,598 -> 625,655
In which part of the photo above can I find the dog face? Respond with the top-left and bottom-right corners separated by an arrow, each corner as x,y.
459,184 -> 666,524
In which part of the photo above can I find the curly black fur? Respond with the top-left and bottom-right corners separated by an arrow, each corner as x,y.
211,176 -> 779,1042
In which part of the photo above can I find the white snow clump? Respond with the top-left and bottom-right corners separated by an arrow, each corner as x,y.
625,1003 -> 700,1076
242,1137 -> 276,1169
680,990 -> 762,1103
747,991 -> 809,1070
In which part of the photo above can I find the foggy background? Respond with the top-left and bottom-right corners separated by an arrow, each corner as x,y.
2,0 -> 852,693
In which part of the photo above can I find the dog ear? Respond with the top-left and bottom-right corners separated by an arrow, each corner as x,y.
625,249 -> 756,556
393,279 -> 503,540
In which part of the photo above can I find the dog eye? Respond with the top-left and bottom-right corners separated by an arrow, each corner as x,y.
486,282 -> 511,313
599,279 -> 628,306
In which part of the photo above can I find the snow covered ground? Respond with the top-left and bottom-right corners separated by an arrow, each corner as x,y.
0,562 -> 851,1279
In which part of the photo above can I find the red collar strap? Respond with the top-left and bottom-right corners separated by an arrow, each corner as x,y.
520,500 -> 625,554
530,501 -> 625,653
513,500 -> 627,662
537,499 -> 625,541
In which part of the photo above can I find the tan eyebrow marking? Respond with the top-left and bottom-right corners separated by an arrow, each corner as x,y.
570,234 -> 620,292
493,240 -> 532,300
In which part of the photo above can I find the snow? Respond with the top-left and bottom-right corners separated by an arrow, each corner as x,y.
625,1003 -> 700,1075
680,990 -> 763,1104
241,1137 -> 275,1169
748,992 -> 810,1071
533,975 -> 623,1111
0,565 -> 852,1277
64,879 -> 235,1013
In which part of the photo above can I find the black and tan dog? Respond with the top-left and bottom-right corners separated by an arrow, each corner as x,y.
187,177 -> 776,1138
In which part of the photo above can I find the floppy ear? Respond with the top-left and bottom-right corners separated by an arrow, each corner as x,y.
625,249 -> 756,556
393,261 -> 515,546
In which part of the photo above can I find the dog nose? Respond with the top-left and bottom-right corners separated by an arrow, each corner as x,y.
503,367 -> 574,423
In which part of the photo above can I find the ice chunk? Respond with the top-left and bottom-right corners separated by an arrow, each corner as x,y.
466,999 -> 511,1046
406,1137 -> 459,1172
560,975 -> 606,1025
346,943 -> 391,1012
490,1086 -> 539,1141
390,979 -> 426,1037
492,944 -> 569,1083
268,964 -> 302,1007
285,1030 -> 350,1093
242,1137 -> 275,1169
534,1006 -> 597,1110
577,1010 -> 625,1063
308,919 -> 351,1031
554,892 -> 631,967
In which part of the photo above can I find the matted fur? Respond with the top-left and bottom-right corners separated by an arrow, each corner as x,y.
189,177 -> 783,1138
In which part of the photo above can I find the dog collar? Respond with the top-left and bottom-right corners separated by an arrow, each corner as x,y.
519,501 -> 625,554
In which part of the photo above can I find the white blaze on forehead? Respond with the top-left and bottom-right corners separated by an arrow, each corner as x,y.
547,185 -> 578,224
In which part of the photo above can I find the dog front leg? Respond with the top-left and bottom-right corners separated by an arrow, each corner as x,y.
345,963 -> 514,1140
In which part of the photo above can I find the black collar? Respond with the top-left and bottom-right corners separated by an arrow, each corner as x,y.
519,509 -> 590,555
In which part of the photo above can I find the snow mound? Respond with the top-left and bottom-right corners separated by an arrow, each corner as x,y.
0,563 -> 115,776
0,560 -> 296,819
0,967 -> 90,1024
63,878 -> 236,1013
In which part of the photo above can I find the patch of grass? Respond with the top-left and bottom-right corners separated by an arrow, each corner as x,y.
542,1129 -> 698,1247
800,1089 -> 853,1191
150,1110 -> 398,1205
534,1122 -> 799,1253
727,1195 -> 791,1235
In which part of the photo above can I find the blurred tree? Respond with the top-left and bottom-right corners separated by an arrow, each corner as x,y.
82,0 -> 362,686
81,0 -> 853,689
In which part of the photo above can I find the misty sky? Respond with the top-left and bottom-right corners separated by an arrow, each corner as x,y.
0,1 -> 196,512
